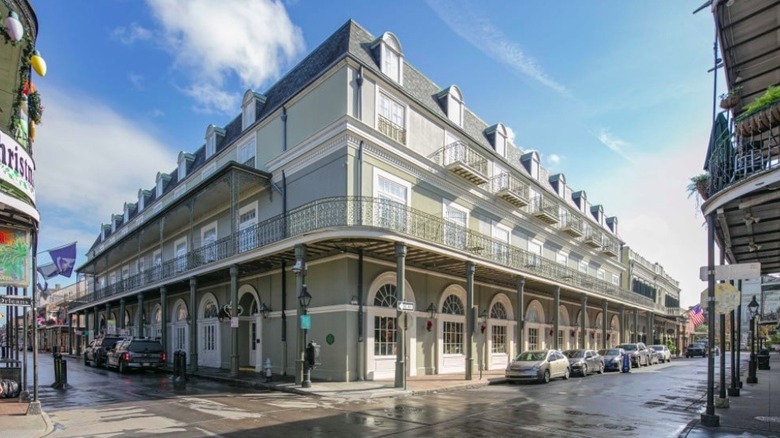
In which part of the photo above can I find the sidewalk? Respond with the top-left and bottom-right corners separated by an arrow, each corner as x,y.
683,352 -> 780,437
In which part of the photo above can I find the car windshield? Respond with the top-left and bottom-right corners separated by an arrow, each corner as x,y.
600,349 -> 620,356
128,341 -> 163,353
563,350 -> 585,358
619,345 -> 637,351
652,346 -> 663,351
515,351 -> 546,362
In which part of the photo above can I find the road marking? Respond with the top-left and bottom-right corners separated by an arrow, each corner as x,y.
178,397 -> 262,420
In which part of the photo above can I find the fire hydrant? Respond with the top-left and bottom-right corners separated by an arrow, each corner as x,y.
263,358 -> 272,382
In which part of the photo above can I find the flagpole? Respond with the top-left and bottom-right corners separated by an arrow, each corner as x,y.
35,241 -> 77,255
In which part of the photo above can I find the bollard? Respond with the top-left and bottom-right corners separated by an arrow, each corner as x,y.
52,352 -> 63,389
173,351 -> 181,378
61,359 -> 68,388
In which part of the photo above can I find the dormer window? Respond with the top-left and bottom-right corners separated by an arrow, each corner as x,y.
156,172 -> 171,198
573,191 -> 588,213
437,85 -> 464,127
178,152 -> 194,181
486,123 -> 507,157
606,217 -> 619,235
549,173 -> 566,197
111,215 -> 117,233
242,89 -> 266,131
205,124 -> 225,159
373,32 -> 404,84
138,189 -> 148,211
591,205 -> 604,224
521,151 -> 540,180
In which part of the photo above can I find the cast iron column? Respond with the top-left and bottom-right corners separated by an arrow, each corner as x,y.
394,242 -> 406,388
633,309 -> 639,343
602,301 -> 608,349
465,261 -> 475,380
701,214 -> 719,426
137,293 -> 144,338
119,299 -> 126,331
160,287 -> 168,354
620,305 -> 625,344
553,287 -> 560,350
728,309 -> 739,396
580,295 -> 587,348
92,308 -> 98,340
105,303 -> 110,334
748,314 -> 757,383
230,265 -> 239,377
189,278 -> 198,372
295,244 -> 306,386
515,276 -> 525,355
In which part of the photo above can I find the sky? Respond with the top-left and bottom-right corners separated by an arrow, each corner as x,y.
28,0 -> 721,308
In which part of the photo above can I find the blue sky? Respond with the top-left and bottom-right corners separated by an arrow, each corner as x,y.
29,0 -> 720,307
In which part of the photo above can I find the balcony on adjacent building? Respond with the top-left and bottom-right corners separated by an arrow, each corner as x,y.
377,115 -> 406,144
430,140 -> 489,185
583,227 -> 603,248
529,195 -> 560,224
559,211 -> 584,237
491,172 -> 529,207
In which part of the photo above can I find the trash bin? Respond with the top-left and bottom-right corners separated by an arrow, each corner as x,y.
622,352 -> 631,373
758,350 -> 771,370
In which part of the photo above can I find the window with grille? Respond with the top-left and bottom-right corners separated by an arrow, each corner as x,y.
490,302 -> 507,319
239,141 -> 255,167
201,223 -> 217,263
443,321 -> 464,354
492,224 -> 510,264
378,92 -> 406,143
174,238 -> 187,273
442,295 -> 464,315
238,203 -> 258,252
203,325 -> 215,351
492,325 -> 506,353
203,300 -> 218,319
374,316 -> 397,356
558,330 -> 564,349
376,174 -> 408,232
444,203 -> 467,249
374,284 -> 397,307
528,328 -> 539,350
175,326 -> 186,351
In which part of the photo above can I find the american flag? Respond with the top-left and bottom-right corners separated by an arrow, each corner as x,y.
689,304 -> 705,326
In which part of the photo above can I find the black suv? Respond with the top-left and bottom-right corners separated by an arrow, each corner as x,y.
686,343 -> 707,358
84,335 -> 125,368
106,338 -> 166,373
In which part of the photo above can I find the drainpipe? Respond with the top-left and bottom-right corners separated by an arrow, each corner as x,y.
356,66 -> 364,120
282,107 -> 288,152
281,261 -> 287,376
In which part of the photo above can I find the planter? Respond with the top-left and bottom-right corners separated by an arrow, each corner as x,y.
696,182 -> 708,201
720,95 -> 740,110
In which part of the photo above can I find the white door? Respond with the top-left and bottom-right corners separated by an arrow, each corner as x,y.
200,322 -> 220,368
249,316 -> 262,370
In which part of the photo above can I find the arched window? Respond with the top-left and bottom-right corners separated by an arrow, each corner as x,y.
204,299 -> 218,319
374,284 -> 398,308
176,304 -> 188,322
490,302 -> 508,319
442,295 -> 464,315
526,306 -> 541,323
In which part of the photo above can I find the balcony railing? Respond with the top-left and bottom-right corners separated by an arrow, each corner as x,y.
707,99 -> 780,197
529,195 -> 560,225
601,238 -> 620,257
559,211 -> 584,237
78,196 -> 655,311
378,115 -> 406,144
583,227 -> 603,248
491,173 -> 529,207
430,140 -> 489,185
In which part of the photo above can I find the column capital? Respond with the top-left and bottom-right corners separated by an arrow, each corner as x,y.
516,276 -> 525,288
189,277 -> 197,288
160,286 -> 167,295
395,241 -> 407,257
120,298 -> 126,305
466,261 -> 475,275
580,295 -> 588,305
136,292 -> 144,300
230,265 -> 239,277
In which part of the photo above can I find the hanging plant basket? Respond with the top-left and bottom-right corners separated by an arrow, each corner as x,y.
720,94 -> 740,110
696,181 -> 709,201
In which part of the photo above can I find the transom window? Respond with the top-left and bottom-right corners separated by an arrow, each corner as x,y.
442,295 -> 464,315
490,302 -> 508,319
526,306 -> 541,323
176,305 -> 188,322
374,284 -> 398,308
203,299 -> 218,319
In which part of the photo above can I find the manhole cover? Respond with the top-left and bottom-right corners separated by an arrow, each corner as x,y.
756,416 -> 780,423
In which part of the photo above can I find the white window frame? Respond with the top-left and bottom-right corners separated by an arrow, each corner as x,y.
376,89 -> 407,128
238,140 -> 256,167
556,251 -> 568,267
174,236 -> 188,273
611,273 -> 620,286
443,200 -> 469,250
373,169 -> 411,206
579,260 -> 588,274
178,161 -> 186,181
153,249 -> 162,267
206,135 -> 216,158
597,268 -> 605,281
448,94 -> 464,127
156,178 -> 164,198
373,168 -> 411,232
381,43 -> 403,84
238,201 -> 258,253
495,131 -> 506,157
201,221 -> 218,263
242,101 -> 256,130
527,240 -> 542,267
136,257 -> 144,276
492,222 -> 511,264
138,195 -> 145,211
122,265 -> 129,280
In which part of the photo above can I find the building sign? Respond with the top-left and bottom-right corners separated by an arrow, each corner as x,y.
0,227 -> 29,287
0,130 -> 35,203
0,295 -> 30,306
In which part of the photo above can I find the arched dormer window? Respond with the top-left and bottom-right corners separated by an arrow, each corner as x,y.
521,151 -> 540,180
111,214 -> 118,233
373,32 -> 404,84
437,85 -> 464,127
549,173 -> 566,197
156,172 -> 171,198
242,89 -> 267,131
591,205 -> 605,225
205,124 -> 225,159
178,151 -> 195,181
138,189 -> 149,212
572,190 -> 588,213
486,123 -> 507,157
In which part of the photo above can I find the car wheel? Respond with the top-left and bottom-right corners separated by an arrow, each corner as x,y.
582,364 -> 588,377
541,369 -> 551,384
563,368 -> 570,380
119,360 -> 126,374
598,363 -> 604,374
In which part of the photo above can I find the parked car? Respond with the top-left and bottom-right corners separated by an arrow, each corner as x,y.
598,348 -> 626,372
106,338 -> 166,373
84,335 -> 125,368
506,350 -> 570,383
650,345 -> 672,363
616,343 -> 650,367
563,349 -> 604,376
686,343 -> 707,358
647,348 -> 660,365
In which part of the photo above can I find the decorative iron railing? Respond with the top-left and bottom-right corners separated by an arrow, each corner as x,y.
377,115 -> 406,144
491,172 -> 529,200
80,197 -> 657,310
429,140 -> 489,177
528,195 -> 560,222
559,210 -> 584,235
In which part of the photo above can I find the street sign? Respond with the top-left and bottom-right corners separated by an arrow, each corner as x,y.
0,295 -> 31,306
699,283 -> 741,314
230,317 -> 239,328
397,301 -> 415,312
300,314 -> 311,330
699,263 -> 761,282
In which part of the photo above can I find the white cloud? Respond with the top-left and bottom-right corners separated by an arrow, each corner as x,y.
128,73 -> 144,90
34,86 -> 177,230
150,108 -> 165,118
547,154 -> 561,165
596,128 -> 634,162
426,0 -> 567,96
146,0 -> 304,112
505,126 -> 516,145
112,22 -> 153,45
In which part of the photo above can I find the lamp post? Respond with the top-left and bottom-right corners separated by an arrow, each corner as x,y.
479,309 -> 488,379
260,303 -> 272,319
747,296 -> 759,384
298,285 -> 312,388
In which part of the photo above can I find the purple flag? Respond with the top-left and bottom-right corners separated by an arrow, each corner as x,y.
48,242 -> 77,278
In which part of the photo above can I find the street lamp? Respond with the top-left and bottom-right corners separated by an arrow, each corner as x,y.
298,285 -> 312,388
426,303 -> 436,332
259,303 -> 272,319
747,295 -> 759,384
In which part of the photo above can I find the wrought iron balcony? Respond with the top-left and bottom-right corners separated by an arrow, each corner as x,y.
583,227 -> 603,248
78,196 -> 655,312
377,115 -> 406,144
491,173 -> 529,207
529,195 -> 560,225
601,238 -> 620,257
559,211 -> 584,237
430,140 -> 489,185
